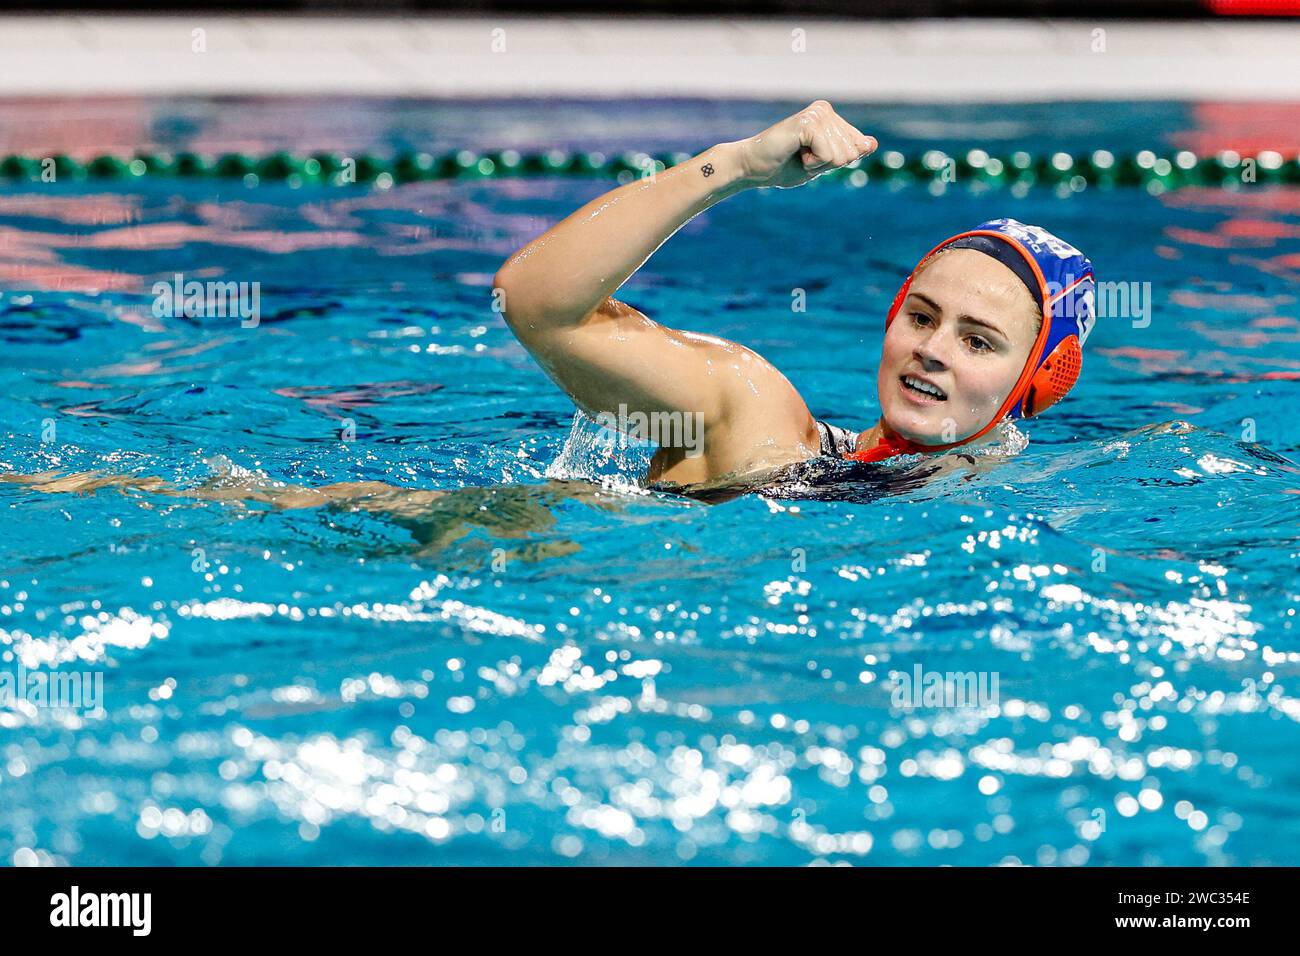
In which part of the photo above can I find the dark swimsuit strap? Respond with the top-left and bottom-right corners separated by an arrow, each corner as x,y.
818,419 -> 928,463
815,419 -> 859,459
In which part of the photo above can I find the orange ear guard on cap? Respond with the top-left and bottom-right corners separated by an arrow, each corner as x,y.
1021,333 -> 1082,417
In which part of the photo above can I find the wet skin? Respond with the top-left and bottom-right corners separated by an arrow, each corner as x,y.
494,101 -> 1041,490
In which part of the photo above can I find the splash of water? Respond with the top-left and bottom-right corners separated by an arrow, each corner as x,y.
544,411 -> 654,492
979,419 -> 1030,456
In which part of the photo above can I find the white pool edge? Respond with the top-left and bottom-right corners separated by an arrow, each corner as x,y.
0,15 -> 1296,101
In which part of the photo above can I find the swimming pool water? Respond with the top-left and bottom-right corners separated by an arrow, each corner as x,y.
1,99 -> 1299,866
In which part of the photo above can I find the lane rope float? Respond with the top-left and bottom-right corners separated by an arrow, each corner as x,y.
0,148 -> 1295,191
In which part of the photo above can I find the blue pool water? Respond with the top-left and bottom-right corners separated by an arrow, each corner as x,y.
1,99 -> 1299,866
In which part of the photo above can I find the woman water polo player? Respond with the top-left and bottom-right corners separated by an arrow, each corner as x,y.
494,100 -> 1097,493
2,101 -> 1096,519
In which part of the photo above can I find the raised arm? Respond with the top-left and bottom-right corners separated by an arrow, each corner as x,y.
493,101 -> 877,483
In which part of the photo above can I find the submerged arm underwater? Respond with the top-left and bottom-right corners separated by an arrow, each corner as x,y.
0,468 -> 632,561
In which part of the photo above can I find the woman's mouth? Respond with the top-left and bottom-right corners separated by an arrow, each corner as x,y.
899,374 -> 948,404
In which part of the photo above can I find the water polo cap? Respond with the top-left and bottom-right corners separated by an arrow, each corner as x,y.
846,217 -> 1096,462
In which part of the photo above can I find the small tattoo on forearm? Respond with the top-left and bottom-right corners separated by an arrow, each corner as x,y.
701,163 -> 714,178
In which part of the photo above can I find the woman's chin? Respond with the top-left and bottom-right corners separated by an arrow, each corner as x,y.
884,411 -> 988,447
882,407 -> 948,445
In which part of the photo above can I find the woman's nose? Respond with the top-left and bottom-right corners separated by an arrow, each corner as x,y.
914,331 -> 955,369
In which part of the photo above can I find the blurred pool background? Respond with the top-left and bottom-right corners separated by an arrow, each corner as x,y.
1,98 -> 1298,865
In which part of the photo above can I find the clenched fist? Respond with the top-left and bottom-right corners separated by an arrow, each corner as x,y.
733,100 -> 877,190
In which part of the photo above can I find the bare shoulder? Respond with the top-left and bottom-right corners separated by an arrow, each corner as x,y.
650,339 -> 821,485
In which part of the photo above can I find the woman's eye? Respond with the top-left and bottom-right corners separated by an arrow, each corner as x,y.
910,312 -> 934,327
967,336 -> 993,352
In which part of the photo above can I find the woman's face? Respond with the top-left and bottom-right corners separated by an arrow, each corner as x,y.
876,248 -> 1041,444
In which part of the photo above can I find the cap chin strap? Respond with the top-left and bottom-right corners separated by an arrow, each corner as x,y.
843,422 -> 927,464
844,419 -> 1007,463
